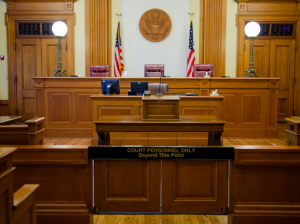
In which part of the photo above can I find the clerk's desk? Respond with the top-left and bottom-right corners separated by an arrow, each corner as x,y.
33,77 -> 279,139
90,94 -> 224,145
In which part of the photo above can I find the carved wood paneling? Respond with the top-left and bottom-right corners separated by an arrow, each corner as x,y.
241,94 -> 263,124
16,39 -> 40,120
219,93 -> 236,124
105,161 -> 150,200
85,0 -> 111,76
181,107 -> 217,116
200,0 -> 227,77
97,106 -> 133,119
76,93 -> 94,123
162,160 -> 228,213
49,94 -> 71,122
270,39 -> 295,121
173,161 -> 217,201
94,160 -> 160,212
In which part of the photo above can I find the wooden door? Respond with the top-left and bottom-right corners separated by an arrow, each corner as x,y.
16,39 -> 41,120
42,39 -> 67,77
162,160 -> 228,213
244,39 -> 270,77
270,39 -> 295,122
94,160 -> 161,212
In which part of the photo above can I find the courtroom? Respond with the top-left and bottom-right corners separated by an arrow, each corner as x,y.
1,0 -> 300,224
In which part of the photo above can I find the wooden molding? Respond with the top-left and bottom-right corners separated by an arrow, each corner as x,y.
200,0 -> 227,77
85,0 -> 112,77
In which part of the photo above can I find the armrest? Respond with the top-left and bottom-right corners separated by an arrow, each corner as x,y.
25,118 -> 45,145
13,184 -> 39,223
25,117 -> 45,124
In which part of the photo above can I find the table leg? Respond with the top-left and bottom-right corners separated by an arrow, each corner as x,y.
98,131 -> 110,145
208,132 -> 222,146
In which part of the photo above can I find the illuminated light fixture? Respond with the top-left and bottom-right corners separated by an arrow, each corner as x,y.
244,21 -> 261,77
52,21 -> 68,77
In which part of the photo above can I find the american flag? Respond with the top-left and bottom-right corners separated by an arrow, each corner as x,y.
186,21 -> 195,77
114,21 -> 124,77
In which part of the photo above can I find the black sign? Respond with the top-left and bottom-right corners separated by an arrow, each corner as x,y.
88,145 -> 234,160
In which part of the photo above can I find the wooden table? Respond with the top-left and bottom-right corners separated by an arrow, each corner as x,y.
94,115 -> 225,146
0,116 -> 22,125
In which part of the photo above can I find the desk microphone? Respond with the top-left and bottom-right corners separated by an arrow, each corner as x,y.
156,70 -> 163,97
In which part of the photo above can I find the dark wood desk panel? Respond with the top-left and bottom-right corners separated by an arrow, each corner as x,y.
33,77 -> 279,138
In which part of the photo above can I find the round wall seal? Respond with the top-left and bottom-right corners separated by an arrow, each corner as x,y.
139,8 -> 172,42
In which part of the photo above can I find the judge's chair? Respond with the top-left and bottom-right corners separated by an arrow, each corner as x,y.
193,64 -> 214,77
148,83 -> 168,93
90,65 -> 110,77
144,64 -> 164,77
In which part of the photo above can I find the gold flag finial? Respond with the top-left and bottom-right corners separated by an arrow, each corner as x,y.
188,12 -> 195,21
116,13 -> 122,21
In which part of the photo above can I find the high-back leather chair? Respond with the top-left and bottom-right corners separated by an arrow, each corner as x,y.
144,64 -> 164,77
193,64 -> 214,77
90,65 -> 110,77
148,83 -> 168,93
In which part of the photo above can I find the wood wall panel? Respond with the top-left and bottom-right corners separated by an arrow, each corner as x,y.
219,94 -> 236,124
241,94 -> 263,124
200,0 -> 227,77
49,94 -> 71,122
77,94 -> 93,123
85,0 -> 111,76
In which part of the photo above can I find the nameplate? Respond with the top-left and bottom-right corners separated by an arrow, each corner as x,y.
88,146 -> 234,160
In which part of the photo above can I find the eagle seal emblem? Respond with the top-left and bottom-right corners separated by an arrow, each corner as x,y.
139,8 -> 172,42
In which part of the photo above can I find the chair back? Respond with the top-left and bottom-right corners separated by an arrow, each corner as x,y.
148,83 -> 168,93
145,64 -> 164,77
193,64 -> 213,77
90,65 -> 110,77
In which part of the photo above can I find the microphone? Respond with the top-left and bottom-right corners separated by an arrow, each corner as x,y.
156,70 -> 163,97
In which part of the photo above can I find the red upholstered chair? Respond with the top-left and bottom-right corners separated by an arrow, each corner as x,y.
90,65 -> 110,77
193,64 -> 214,77
144,64 -> 164,77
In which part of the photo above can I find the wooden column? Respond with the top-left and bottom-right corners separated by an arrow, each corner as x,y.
200,0 -> 227,77
85,0 -> 111,77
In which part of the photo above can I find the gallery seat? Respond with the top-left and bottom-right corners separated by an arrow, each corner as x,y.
144,64 -> 164,77
90,65 -> 110,77
193,64 -> 214,77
